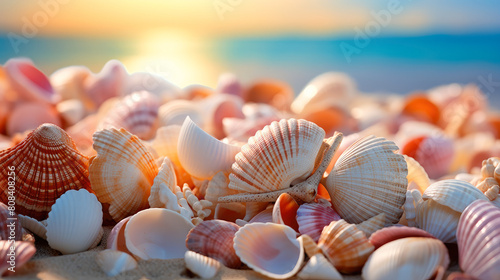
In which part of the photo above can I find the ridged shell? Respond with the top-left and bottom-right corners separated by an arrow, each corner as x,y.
296,203 -> 341,242
124,208 -> 194,260
0,240 -> 36,276
297,253 -> 343,280
46,189 -> 103,254
457,200 -> 500,279
272,193 -> 299,231
83,60 -> 127,108
362,237 -> 449,280
186,219 -> 241,268
318,219 -> 374,273
96,249 -> 137,277
0,123 -> 92,220
234,223 -> 304,279
185,251 -> 221,279
148,157 -> 177,208
90,128 -> 159,222
178,117 -> 240,179
422,179 -> 488,213
6,102 -> 62,136
229,118 -> 325,194
416,199 -> 461,243
98,91 -> 160,140
369,226 -> 436,249
324,135 -> 408,225
297,234 -> 320,258
356,213 -> 386,238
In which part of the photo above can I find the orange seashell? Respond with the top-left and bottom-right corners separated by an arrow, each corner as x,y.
66,114 -> 99,157
243,79 -> 293,111
402,94 -> 441,125
301,106 -> 357,136
0,124 -> 92,220
6,102 -> 62,136
184,84 -> 214,100
272,193 -> 299,232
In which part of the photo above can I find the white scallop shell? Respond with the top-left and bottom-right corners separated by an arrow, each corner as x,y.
297,253 -> 343,280
422,179 -> 488,212
416,199 -> 461,243
184,251 -> 221,279
96,249 -> 137,277
46,189 -> 103,254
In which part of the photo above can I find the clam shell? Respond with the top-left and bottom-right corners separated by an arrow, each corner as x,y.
296,202 -> 341,242
0,123 -> 92,220
422,179 -> 488,212
417,199 -> 461,243
362,237 -> 449,280
95,249 -> 137,277
186,219 -> 241,268
318,219 -> 374,273
6,102 -> 62,136
369,226 -> 436,250
272,193 -> 299,231
243,79 -> 293,111
83,60 -> 127,107
184,251 -> 221,279
125,208 -> 194,260
297,253 -> 343,280
178,117 -> 240,179
457,200 -> 500,279
46,189 -> 103,254
356,213 -> 386,238
0,240 -> 36,276
324,135 -> 408,225
148,157 -> 177,208
234,223 -> 304,279
90,128 -> 159,222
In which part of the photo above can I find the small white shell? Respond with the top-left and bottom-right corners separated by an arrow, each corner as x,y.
148,157 -> 177,208
297,253 -> 343,280
185,251 -> 221,279
17,214 -> 47,239
96,249 -> 137,277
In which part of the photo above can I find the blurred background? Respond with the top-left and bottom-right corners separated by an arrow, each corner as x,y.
1,0 -> 500,104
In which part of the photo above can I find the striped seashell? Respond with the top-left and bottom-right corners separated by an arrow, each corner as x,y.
184,251 -> 221,279
0,123 -> 92,220
296,202 -> 341,242
272,193 -> 299,231
186,219 -> 241,268
96,249 -> 137,277
297,253 -> 343,280
369,226 -> 436,250
90,128 -> 159,222
148,157 -> 177,208
356,213 -> 386,238
0,240 -> 36,276
322,135 -> 408,225
6,102 -> 62,136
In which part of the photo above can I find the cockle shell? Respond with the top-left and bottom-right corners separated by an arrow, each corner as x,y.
83,60 -> 127,108
95,249 -> 137,277
297,234 -> 321,258
356,213 -> 386,238
46,189 -> 103,254
178,117 -> 240,179
148,157 -> 177,208
0,123 -> 92,220
369,226 -> 436,249
186,220 -> 241,268
90,128 -> 159,222
234,223 -> 304,279
0,240 -> 36,276
6,102 -> 62,136
124,208 -> 194,260
318,219 -> 374,273
272,193 -> 299,231
296,202 -> 341,242
362,237 -> 449,280
297,253 -> 343,280
243,79 -> 294,111
323,135 -> 408,225
184,251 -> 221,279
457,200 -> 500,279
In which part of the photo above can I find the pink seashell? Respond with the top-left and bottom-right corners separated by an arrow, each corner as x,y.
199,94 -> 245,139
6,102 -> 61,136
296,203 -> 341,242
457,200 -> 500,279
369,226 -> 436,250
216,73 -> 243,97
84,60 -> 127,108
0,240 -> 36,276
248,207 -> 273,224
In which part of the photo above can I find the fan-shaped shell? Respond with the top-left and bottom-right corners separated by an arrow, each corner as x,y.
272,193 -> 299,231
6,102 -> 62,136
46,189 -> 103,254
324,135 -> 408,225
90,128 -> 159,222
362,237 -> 449,280
369,226 -> 436,249
184,251 -> 221,279
296,202 -> 341,242
148,157 -> 177,208
416,199 -> 461,243
422,179 -> 488,213
0,123 -> 92,220
297,253 -> 343,280
457,200 -> 500,279
318,219 -> 374,273
95,249 -> 137,277
186,219 -> 241,268
0,240 -> 36,276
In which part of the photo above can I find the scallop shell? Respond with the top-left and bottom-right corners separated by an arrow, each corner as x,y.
423,179 -> 488,213
296,202 -> 341,242
178,117 -> 240,179
243,79 -> 293,111
318,219 -> 374,273
96,249 -> 137,277
297,253 -> 343,280
404,155 -> 431,193
90,128 -> 159,222
186,219 -> 241,268
6,102 -> 62,136
323,135 -> 408,225
369,226 -> 436,250
124,208 -> 194,260
457,200 -> 500,279
216,73 -> 243,97
148,157 -> 177,208
0,123 -> 92,220
0,240 -> 36,276
83,60 -> 127,108
98,91 -> 160,140
234,223 -> 304,279
362,237 -> 449,280
272,193 -> 299,231
356,213 -> 386,238
185,251 -> 221,279
46,189 -> 103,254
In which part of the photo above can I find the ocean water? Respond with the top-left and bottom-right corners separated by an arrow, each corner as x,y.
1,33 -> 500,106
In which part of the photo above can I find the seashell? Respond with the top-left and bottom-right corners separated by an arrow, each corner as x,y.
296,202 -> 341,242
98,91 -> 160,140
66,114 -> 99,157
106,216 -> 132,254
183,84 -> 214,100
56,99 -> 86,127
457,200 -> 500,279
148,157 -> 177,208
242,201 -> 269,221
46,189 -> 103,254
17,214 -> 47,239
3,58 -> 59,104
318,220 -> 374,273
124,72 -> 182,104
400,189 -> 420,227
291,72 -> 357,115
322,135 -> 408,225
90,128 -> 159,222
362,237 -> 449,280
0,123 -> 92,220
124,208 -> 194,260
300,106 -> 358,136
272,193 -> 299,231
446,272 -> 478,280
247,206 -> 273,223
178,117 -> 240,180
401,93 -> 441,124
0,202 -> 24,241
243,79 -> 294,111
6,102 -> 62,136
356,213 -> 386,238
369,226 -> 436,250
83,60 -> 127,108
404,155 -> 431,193
184,251 -> 221,279
186,220 -> 241,268
223,116 -> 280,143
149,125 -> 182,167
0,240 -> 36,276
199,93 -> 245,139
297,234 -> 320,258
159,99 -> 204,128
216,73 -> 243,97
234,222 -> 304,279
214,202 -> 246,222
96,249 -> 137,277
50,65 -> 92,107
297,253 -> 343,280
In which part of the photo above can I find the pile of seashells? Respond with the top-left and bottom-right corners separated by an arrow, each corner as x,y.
1,58 -> 500,279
